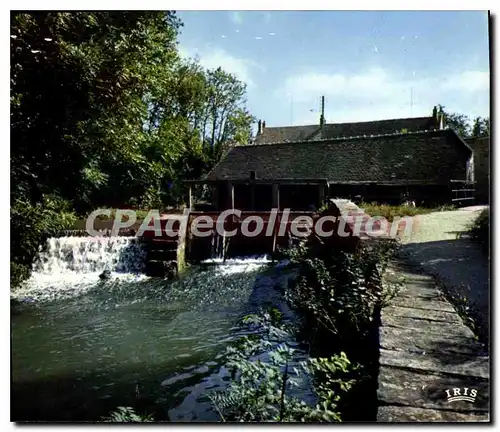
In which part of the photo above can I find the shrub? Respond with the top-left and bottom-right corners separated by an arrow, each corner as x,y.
10,195 -> 76,288
357,202 -> 437,222
210,311 -> 358,422
284,236 -> 399,353
468,208 -> 489,253
102,407 -> 153,422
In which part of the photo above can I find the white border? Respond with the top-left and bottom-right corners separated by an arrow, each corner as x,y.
3,4 -> 495,431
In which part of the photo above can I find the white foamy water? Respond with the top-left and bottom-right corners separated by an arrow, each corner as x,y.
12,272 -> 151,303
201,255 -> 273,275
33,236 -> 147,274
12,236 -> 148,302
12,238 -> 273,303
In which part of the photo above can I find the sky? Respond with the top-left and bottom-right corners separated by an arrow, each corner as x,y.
176,10 -> 490,127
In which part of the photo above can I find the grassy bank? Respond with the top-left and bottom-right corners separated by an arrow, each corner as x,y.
358,202 -> 455,222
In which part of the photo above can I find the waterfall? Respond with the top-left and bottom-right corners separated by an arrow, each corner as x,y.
13,235 -> 272,303
11,236 -> 147,302
33,236 -> 147,274
210,231 -> 226,260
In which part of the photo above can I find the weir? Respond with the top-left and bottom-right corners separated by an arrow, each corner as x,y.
51,198 -> 406,279
60,199 -> 387,278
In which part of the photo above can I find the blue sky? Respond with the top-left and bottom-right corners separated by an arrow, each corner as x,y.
176,10 -> 490,127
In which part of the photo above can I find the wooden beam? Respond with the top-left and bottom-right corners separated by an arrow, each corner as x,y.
318,183 -> 325,207
226,181 -> 234,210
250,183 -> 255,210
231,183 -> 235,209
184,178 -> 329,185
272,184 -> 280,210
185,179 -> 448,186
211,185 -> 218,208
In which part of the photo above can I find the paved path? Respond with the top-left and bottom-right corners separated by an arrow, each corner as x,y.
398,207 -> 489,344
377,260 -> 490,422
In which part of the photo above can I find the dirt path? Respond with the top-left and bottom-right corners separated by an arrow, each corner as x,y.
398,205 -> 490,345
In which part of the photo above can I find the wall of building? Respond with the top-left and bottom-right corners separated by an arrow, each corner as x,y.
466,137 -> 490,204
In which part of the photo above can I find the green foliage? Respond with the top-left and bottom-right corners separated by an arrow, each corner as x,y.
467,208 -> 489,253
11,196 -> 76,287
284,238 -> 397,343
102,406 -> 153,422
210,312 -> 357,422
437,104 -> 489,138
472,116 -> 490,138
10,11 -> 255,284
11,11 -> 254,211
358,202 -> 450,222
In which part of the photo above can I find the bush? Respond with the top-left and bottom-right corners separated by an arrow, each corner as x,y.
210,311 -> 358,422
10,195 -> 76,288
282,236 -> 400,421
357,202 -> 439,222
284,236 -> 399,353
468,208 -> 489,253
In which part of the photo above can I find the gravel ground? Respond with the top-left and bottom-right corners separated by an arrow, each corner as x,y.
398,206 -> 490,345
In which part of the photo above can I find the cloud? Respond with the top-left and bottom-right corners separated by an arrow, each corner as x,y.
441,71 -> 489,93
280,68 -> 490,124
229,11 -> 243,25
179,46 -> 257,88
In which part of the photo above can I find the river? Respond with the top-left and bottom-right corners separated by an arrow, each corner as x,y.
11,236 -> 302,422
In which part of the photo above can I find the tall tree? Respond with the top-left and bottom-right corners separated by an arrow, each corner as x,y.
472,116 -> 490,137
201,67 -> 249,151
437,105 -> 471,137
11,11 -> 182,210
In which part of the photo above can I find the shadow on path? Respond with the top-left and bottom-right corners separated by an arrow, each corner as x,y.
399,238 -> 489,346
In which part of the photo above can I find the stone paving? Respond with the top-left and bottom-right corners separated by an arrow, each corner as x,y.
399,207 -> 490,344
376,260 -> 490,422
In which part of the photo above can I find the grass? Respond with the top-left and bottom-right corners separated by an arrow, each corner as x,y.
357,202 -> 456,222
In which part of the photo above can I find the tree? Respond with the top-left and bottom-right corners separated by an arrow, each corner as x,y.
201,67 -> 250,151
11,11 -> 183,210
472,116 -> 490,138
436,105 -> 489,139
437,105 -> 471,137
10,11 -> 255,286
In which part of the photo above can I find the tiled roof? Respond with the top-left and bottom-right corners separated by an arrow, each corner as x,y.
207,129 -> 471,184
254,116 -> 439,145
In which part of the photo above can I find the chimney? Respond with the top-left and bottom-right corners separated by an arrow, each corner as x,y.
257,119 -> 262,134
319,96 -> 326,128
439,113 -> 444,130
438,107 -> 445,130
432,106 -> 438,126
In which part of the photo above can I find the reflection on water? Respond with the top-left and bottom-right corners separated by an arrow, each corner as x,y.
12,254 -> 303,422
